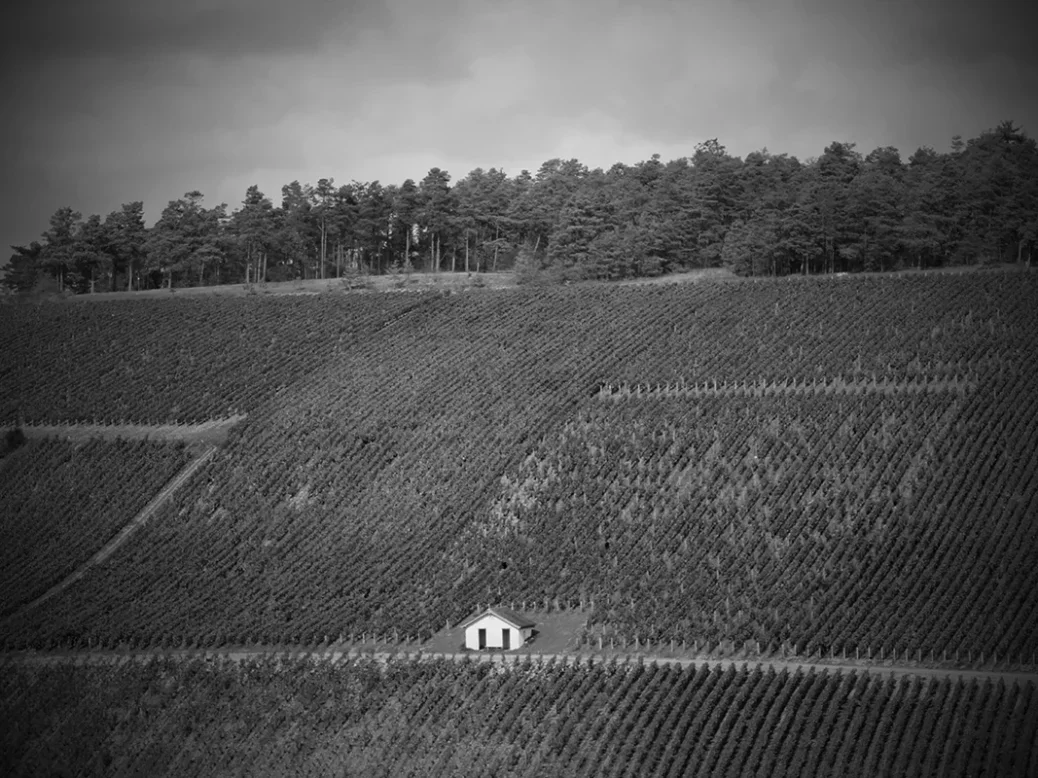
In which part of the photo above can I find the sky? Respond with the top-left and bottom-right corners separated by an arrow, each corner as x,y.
1,0 -> 1035,259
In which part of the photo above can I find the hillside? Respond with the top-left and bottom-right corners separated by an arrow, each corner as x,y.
0,293 -> 428,423
1,269 -> 1036,666
3,655 -> 1035,778
0,438 -> 188,619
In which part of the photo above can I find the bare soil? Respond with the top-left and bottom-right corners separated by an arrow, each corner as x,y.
422,609 -> 590,655
14,415 -> 246,455
52,272 -> 518,303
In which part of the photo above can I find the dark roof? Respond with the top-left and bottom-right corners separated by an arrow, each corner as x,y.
461,606 -> 535,630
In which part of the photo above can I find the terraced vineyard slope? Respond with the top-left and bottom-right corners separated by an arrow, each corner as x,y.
0,293 -> 433,423
1,272 -> 1036,670
1,655 -> 1035,777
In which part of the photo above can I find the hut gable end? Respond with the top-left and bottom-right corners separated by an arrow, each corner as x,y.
461,607 -> 535,651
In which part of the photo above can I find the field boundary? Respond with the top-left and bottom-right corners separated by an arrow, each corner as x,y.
20,271 -> 519,303
596,375 -> 977,401
3,445 -> 218,622
3,415 -> 245,451
3,644 -> 1036,686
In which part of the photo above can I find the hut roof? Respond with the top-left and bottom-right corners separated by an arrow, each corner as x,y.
461,606 -> 535,631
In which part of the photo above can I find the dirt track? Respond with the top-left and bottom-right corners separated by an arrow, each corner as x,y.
4,644 -> 1036,686
1,445 -> 218,624
13,415 -> 245,452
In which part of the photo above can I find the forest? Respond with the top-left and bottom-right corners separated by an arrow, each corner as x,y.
3,120 -> 1036,293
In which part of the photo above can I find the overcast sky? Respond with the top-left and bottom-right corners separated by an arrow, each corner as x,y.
2,0 -> 1035,259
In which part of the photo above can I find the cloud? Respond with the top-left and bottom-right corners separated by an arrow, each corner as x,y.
566,0 -> 1038,159
861,0 -> 1036,70
3,0 -> 386,62
343,0 -> 774,167
2,0 -> 1036,266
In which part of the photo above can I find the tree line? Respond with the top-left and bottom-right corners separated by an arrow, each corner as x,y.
4,120 -> 1036,293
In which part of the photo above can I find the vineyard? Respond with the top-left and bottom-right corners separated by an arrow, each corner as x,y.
1,654 -> 1035,777
0,293 -> 433,423
461,388 -> 1038,660
0,437 -> 188,618
0,271 -> 1036,668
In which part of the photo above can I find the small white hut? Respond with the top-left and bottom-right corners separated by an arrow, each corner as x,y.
462,607 -> 535,651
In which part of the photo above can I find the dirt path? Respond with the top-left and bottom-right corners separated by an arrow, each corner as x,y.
4,644 -> 1036,686
4,445 -> 218,622
52,272 -> 518,303
15,415 -> 245,451
613,268 -> 737,286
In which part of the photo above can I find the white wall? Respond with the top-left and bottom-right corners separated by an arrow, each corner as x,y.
464,615 -> 530,650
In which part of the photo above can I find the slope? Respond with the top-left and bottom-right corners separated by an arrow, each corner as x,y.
1,655 -> 1035,777
0,437 -> 189,618
1,272 -> 1036,667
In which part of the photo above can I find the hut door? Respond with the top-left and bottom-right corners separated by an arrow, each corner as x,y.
478,629 -> 486,649
502,628 -> 511,650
